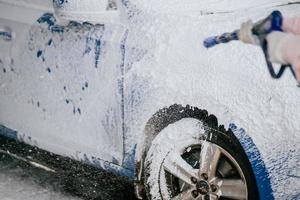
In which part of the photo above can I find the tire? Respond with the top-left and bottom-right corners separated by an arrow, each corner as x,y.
143,109 -> 259,200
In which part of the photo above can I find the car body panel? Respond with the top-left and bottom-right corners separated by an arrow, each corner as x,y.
0,0 -> 125,167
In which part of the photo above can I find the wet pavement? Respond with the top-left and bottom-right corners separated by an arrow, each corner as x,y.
0,153 -> 138,200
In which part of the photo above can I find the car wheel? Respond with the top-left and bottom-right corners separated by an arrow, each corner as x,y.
143,117 -> 259,200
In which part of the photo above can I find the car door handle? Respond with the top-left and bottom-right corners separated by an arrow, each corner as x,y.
0,27 -> 13,41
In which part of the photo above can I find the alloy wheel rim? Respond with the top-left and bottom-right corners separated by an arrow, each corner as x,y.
159,140 -> 248,200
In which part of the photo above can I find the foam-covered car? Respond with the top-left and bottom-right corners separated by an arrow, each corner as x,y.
0,0 -> 299,199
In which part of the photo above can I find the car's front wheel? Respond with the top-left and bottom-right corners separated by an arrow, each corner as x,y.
143,118 -> 259,200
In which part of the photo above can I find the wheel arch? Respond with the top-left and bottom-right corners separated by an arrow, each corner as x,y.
134,104 -> 241,198
228,123 -> 274,200
134,104 -> 274,200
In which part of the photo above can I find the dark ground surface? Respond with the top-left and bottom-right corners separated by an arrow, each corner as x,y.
0,153 -> 138,200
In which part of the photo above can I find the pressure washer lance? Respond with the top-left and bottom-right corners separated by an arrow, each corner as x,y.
203,10 -> 300,87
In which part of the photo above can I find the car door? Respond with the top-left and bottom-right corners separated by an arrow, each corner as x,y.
0,0 -> 124,167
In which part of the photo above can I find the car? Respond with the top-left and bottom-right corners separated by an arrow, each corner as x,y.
0,0 -> 299,199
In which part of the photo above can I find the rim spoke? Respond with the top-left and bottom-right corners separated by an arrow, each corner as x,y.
163,151 -> 198,186
198,141 -> 221,179
171,189 -> 194,200
202,194 -> 218,200
217,179 -> 247,199
162,141 -> 248,200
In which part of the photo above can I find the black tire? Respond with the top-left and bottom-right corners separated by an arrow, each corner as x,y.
143,105 -> 259,200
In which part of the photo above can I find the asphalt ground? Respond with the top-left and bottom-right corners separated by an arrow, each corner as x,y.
0,153 -> 138,200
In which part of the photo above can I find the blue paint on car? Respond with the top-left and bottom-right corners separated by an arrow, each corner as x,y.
51,25 -> 64,33
112,157 -> 120,165
94,39 -> 101,68
0,30 -> 12,41
36,13 -> 106,70
229,123 -> 274,200
81,153 -> 134,179
83,36 -> 93,55
83,46 -> 92,55
77,108 -> 81,115
68,21 -> 81,28
53,0 -> 68,8
37,13 -> 56,28
37,50 -> 43,58
47,39 -> 53,46
122,145 -> 137,172
121,0 -> 139,19
37,13 -> 63,33
0,125 -> 18,140
0,125 -> 134,179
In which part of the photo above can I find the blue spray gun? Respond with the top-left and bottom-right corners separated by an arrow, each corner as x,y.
203,11 -> 298,84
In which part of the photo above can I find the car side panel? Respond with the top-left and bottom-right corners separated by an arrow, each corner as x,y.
0,1 -> 125,166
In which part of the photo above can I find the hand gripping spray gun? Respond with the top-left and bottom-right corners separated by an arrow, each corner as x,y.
203,11 -> 299,86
